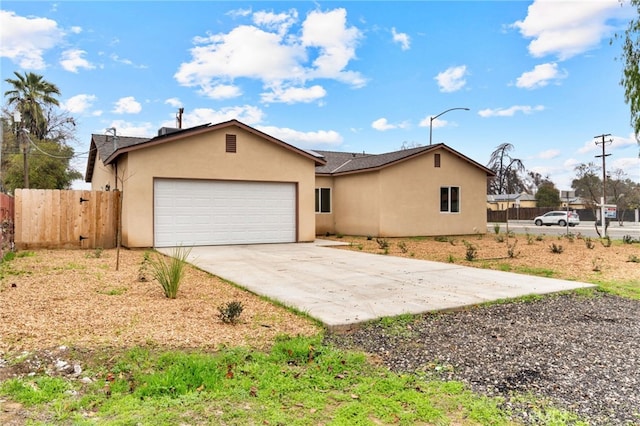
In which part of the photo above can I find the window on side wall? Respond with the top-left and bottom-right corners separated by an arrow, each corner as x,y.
440,186 -> 460,213
315,188 -> 331,213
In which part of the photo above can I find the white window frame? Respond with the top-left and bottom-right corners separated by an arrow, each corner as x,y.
440,186 -> 460,213
315,187 -> 331,213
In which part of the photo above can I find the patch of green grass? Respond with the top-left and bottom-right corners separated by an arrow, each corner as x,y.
96,287 -> 128,296
589,279 -> 640,300
497,263 -> 512,272
514,266 -> 556,278
0,336 -> 518,425
0,376 -> 71,405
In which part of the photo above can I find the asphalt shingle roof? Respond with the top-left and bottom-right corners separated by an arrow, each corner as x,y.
315,145 -> 436,174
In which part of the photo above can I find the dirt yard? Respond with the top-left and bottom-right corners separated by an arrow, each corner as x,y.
0,249 -> 320,354
0,233 -> 638,354
329,233 -> 640,284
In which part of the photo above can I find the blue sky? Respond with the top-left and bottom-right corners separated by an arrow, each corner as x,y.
1,1 -> 639,191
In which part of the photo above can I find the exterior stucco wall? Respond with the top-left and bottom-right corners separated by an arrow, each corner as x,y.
377,149 -> 488,236
117,126 -> 317,247
315,175 -> 335,235
332,172 -> 381,237
89,156 -> 116,191
319,148 -> 489,237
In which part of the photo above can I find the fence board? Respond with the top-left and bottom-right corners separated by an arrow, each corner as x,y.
15,189 -> 118,249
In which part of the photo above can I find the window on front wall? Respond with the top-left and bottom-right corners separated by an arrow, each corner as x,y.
440,186 -> 460,213
315,188 -> 331,213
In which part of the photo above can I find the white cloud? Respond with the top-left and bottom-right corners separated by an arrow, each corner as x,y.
164,98 -> 182,108
106,120 -> 154,138
253,9 -> 298,35
434,65 -> 468,93
0,10 -> 64,69
60,49 -> 95,73
175,7 -> 365,102
515,62 -> 568,89
301,8 -> 364,86
537,149 -> 561,160
372,118 -> 395,131
113,96 -> 142,114
200,84 -> 243,100
62,94 -> 96,114
166,105 -> 266,129
258,125 -> 343,148
478,105 -> 544,117
372,118 -> 409,131
70,26 -> 82,34
110,54 -> 147,69
512,0 -> 633,60
391,27 -> 410,50
261,85 -> 326,104
577,133 -> 638,154
227,8 -> 252,18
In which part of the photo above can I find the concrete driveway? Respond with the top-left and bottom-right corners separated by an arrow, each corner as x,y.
160,240 -> 593,329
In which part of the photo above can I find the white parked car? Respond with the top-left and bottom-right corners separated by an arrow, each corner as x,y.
533,211 -> 580,227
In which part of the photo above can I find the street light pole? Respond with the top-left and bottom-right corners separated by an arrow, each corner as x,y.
429,107 -> 470,145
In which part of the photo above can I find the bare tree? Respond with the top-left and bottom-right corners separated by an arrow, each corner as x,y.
486,143 -> 526,195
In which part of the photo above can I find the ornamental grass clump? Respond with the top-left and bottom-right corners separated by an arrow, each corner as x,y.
148,247 -> 192,299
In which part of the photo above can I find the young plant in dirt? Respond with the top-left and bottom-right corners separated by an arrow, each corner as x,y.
507,239 -> 520,259
147,246 -> 192,299
218,301 -> 244,324
397,241 -> 408,253
376,238 -> 389,250
463,240 -> 477,261
549,243 -> 564,254
584,237 -> 595,250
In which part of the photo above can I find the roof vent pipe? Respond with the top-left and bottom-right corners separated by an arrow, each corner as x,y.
105,127 -> 117,151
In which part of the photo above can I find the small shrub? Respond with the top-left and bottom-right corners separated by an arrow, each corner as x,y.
376,238 -> 389,250
507,239 -> 520,258
549,243 -> 564,254
434,236 -> 449,243
448,238 -> 457,246
447,254 -> 455,263
493,223 -> 501,234
336,233 -> 344,239
536,234 -> 544,241
366,235 -> 373,241
592,257 -> 604,272
526,234 -> 534,245
138,250 -> 152,282
623,235 -> 638,244
218,301 -> 244,324
397,241 -> 408,254
584,237 -> 595,250
563,233 -> 575,242
628,254 -> 640,263
463,241 -> 477,261
147,246 -> 192,299
495,235 -> 504,243
600,236 -> 612,248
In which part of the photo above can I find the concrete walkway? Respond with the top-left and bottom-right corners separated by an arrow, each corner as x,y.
160,240 -> 594,329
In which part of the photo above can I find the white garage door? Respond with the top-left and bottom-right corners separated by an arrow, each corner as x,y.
154,179 -> 296,247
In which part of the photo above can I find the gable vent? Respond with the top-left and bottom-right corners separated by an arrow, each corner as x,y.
226,134 -> 237,153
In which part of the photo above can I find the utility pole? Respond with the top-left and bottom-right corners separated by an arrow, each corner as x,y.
594,133 -> 611,237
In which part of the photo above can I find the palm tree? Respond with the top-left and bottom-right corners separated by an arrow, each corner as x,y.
4,71 -> 61,139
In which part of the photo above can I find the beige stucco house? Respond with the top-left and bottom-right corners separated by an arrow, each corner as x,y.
86,120 -> 324,247
314,145 -> 495,237
86,120 -> 494,247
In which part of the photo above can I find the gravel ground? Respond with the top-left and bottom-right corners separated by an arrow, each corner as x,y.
326,292 -> 640,425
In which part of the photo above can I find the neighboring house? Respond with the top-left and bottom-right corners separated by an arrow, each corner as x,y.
314,145 -> 495,237
486,192 -> 537,211
561,196 -> 588,210
85,119 -> 324,247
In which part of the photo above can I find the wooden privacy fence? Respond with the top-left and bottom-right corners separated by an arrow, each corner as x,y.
15,189 -> 120,249
0,193 -> 15,257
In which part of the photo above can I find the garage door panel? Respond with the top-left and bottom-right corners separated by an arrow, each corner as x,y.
154,179 -> 296,247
